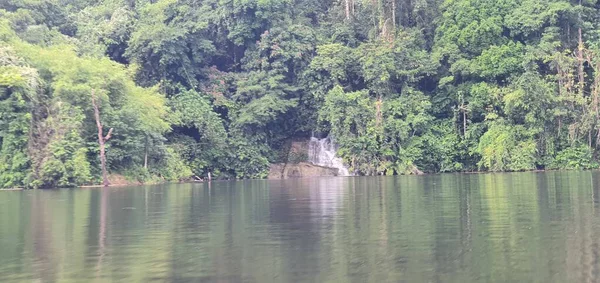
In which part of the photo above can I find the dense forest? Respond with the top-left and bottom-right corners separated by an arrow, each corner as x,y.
2,0 -> 600,188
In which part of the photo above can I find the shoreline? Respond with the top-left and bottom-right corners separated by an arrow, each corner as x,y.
0,168 -> 595,190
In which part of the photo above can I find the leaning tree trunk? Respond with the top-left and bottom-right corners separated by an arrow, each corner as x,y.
91,90 -> 113,187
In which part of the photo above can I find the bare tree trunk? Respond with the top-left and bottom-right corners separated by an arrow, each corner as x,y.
460,95 -> 467,137
595,62 -> 600,116
577,0 -> 584,96
144,136 -> 148,169
144,149 -> 148,170
345,0 -> 351,20
558,117 -> 562,137
463,110 -> 467,137
557,62 -> 563,138
578,27 -> 585,96
92,90 -> 113,187
391,0 -> 396,30
375,95 -> 383,127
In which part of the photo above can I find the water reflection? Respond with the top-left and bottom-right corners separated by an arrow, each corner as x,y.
1,172 -> 600,282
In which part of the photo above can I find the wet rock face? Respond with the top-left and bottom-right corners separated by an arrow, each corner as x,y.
287,141 -> 309,163
268,137 -> 348,179
268,162 -> 339,179
307,137 -> 350,176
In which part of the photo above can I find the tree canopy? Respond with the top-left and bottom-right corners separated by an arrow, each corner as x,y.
2,0 -> 600,187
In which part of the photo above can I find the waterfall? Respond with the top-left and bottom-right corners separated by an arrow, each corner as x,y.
307,136 -> 351,176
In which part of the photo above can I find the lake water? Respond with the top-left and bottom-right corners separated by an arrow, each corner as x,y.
2,172 -> 600,282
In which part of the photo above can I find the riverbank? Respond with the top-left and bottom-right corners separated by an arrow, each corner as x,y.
1,168 -> 594,190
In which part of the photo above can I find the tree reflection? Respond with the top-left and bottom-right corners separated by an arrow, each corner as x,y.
3,174 -> 600,282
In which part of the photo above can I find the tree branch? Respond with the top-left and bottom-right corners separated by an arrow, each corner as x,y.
104,128 -> 113,141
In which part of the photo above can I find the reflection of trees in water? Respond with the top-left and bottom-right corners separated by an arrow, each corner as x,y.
564,172 -> 600,282
6,173 -> 600,282
322,172 -> 600,282
472,171 -> 600,282
30,192 -> 55,282
95,188 -> 108,279
264,178 -> 348,282
4,190 -> 94,281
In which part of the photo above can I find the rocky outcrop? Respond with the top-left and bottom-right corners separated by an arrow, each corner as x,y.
269,138 -> 349,179
268,162 -> 340,179
287,141 -> 309,163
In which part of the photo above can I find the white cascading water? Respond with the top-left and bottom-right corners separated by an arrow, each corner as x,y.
307,136 -> 351,176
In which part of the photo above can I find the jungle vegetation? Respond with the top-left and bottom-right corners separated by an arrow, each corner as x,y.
2,0 -> 600,188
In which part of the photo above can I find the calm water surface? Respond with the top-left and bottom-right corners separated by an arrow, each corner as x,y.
2,172 -> 600,282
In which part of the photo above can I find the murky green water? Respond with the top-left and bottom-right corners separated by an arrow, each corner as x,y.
2,172 -> 600,282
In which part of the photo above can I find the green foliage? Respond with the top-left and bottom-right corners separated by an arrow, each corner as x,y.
157,146 -> 194,182
0,47 -> 37,188
550,144 -> 598,170
170,90 -> 226,144
224,135 -> 270,179
0,16 -> 170,188
36,107 -> 92,188
5,0 -> 600,188
472,42 -> 525,79
477,122 -> 537,171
